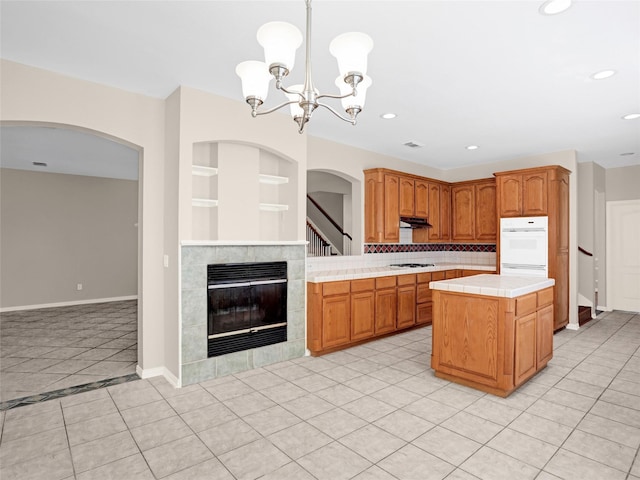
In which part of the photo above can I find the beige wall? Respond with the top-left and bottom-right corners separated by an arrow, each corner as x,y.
0,169 -> 138,308
606,165 -> 640,202
1,59 -> 166,374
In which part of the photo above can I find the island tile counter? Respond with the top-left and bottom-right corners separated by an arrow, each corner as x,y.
430,274 -> 555,397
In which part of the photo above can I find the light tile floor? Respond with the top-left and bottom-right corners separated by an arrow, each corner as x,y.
0,301 -> 137,402
0,310 -> 639,480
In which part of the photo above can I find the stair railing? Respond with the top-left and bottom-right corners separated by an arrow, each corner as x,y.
307,194 -> 352,255
306,221 -> 332,257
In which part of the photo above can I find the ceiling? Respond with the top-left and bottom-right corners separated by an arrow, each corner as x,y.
1,0 -> 639,177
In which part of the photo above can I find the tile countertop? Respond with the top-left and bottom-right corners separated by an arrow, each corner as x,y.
430,274 -> 555,298
306,263 -> 495,283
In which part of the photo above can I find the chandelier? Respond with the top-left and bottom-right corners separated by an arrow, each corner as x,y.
235,0 -> 373,134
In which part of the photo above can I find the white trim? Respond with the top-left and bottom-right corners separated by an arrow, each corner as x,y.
597,304 -> 613,312
0,295 -> 138,312
566,323 -> 580,331
136,365 -> 180,388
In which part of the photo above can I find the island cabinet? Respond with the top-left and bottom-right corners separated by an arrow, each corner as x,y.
431,277 -> 554,397
495,165 -> 570,331
451,179 -> 497,243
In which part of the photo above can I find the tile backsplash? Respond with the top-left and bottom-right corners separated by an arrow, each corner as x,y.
307,244 -> 497,273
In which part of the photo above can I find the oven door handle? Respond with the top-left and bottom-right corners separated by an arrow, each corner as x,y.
208,282 -> 251,289
250,279 -> 287,286
501,263 -> 547,270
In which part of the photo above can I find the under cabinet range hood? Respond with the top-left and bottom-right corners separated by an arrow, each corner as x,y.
399,216 -> 433,229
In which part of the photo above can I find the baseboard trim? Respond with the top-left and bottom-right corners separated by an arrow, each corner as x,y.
136,365 -> 180,388
597,305 -> 612,312
566,323 -> 580,331
0,295 -> 138,313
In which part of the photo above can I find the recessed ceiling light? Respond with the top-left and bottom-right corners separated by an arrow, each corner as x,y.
622,113 -> 640,120
591,70 -> 616,80
466,145 -> 479,150
539,0 -> 572,15
32,161 -> 48,167
620,152 -> 635,156
380,113 -> 396,120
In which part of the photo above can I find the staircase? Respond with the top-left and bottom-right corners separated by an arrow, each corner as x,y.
306,194 -> 352,257
578,306 -> 592,326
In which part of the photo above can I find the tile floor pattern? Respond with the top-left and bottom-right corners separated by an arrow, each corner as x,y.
0,301 -> 137,402
1,310 -> 639,480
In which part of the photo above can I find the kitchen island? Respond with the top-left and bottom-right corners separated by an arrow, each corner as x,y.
430,274 -> 555,397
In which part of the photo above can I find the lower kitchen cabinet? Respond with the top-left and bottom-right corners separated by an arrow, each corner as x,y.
309,273 -> 432,355
375,276 -> 397,335
350,279 -> 375,341
397,275 -> 417,329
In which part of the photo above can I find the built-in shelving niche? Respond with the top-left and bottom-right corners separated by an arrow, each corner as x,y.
190,142 -> 297,241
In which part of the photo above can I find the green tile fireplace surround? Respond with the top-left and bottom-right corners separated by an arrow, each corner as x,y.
180,242 -> 306,386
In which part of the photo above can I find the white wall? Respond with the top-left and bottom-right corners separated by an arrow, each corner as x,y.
0,168 -> 138,308
1,59 -> 166,374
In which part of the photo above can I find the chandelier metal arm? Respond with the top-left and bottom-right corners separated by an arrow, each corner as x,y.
253,99 -> 299,116
316,91 -> 356,101
316,102 -> 357,125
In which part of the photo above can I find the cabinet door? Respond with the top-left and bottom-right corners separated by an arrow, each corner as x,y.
428,183 -> 441,240
514,312 -> 537,386
416,302 -> 433,325
322,294 -> 351,349
375,288 -> 397,334
415,180 -> 429,218
384,175 -> 400,242
364,173 -> 379,243
399,177 -> 415,217
475,182 -> 497,242
397,285 -> 416,329
440,184 -> 451,240
351,291 -> 375,341
522,171 -> 548,215
536,304 -> 554,366
498,174 -> 522,217
452,185 -> 475,241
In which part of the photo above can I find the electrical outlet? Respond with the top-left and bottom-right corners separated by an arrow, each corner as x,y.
77,283 -> 83,291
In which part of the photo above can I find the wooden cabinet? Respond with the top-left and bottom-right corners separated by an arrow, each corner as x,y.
440,184 -> 451,241
452,179 -> 496,242
496,170 -> 548,217
364,170 -> 400,243
475,182 -> 497,241
452,184 -> 475,241
416,272 -> 433,325
495,165 -> 570,330
415,180 -> 429,218
350,279 -> 375,341
399,177 -> 415,217
397,274 -> 416,329
319,281 -> 351,349
431,286 -> 554,397
375,276 -> 397,334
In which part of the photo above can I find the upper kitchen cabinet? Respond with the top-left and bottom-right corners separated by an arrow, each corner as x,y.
364,169 -> 400,243
425,182 -> 451,242
496,169 -> 549,217
415,180 -> 429,218
399,177 -> 415,217
452,179 -> 497,242
495,165 -> 571,330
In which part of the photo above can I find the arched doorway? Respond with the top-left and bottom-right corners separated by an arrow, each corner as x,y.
0,123 -> 141,405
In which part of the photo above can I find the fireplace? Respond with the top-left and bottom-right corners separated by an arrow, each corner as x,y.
207,261 -> 287,357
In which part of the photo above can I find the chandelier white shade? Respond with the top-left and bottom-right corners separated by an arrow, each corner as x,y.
257,22 -> 303,74
236,0 -> 373,133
